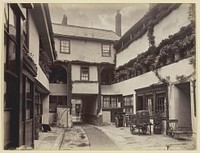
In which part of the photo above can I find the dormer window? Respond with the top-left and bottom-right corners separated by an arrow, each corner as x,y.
102,44 -> 111,57
60,39 -> 70,54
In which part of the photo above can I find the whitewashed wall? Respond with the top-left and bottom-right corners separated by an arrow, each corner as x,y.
154,4 -> 191,46
72,83 -> 98,94
55,38 -> 115,64
116,4 -> 191,69
71,65 -> 98,81
49,84 -> 67,95
29,12 -> 40,65
103,58 -> 193,95
116,32 -> 149,68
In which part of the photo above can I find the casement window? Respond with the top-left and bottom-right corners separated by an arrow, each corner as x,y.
124,96 -> 133,106
111,97 -> 117,107
156,96 -> 166,113
25,78 -> 33,120
145,95 -> 153,116
60,39 -> 70,54
80,66 -> 89,81
103,96 -> 118,108
102,44 -> 111,57
49,96 -> 67,113
35,91 -> 42,115
103,96 -> 110,107
123,95 -> 133,114
4,4 -> 18,74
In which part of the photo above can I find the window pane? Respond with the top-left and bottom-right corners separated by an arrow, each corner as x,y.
7,39 -> 17,73
102,44 -> 111,57
111,97 -> 117,107
61,40 -> 70,53
124,96 -> 133,106
81,67 -> 89,80
9,6 -> 17,41
103,96 -> 110,107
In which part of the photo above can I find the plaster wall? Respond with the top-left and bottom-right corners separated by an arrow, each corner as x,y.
116,32 -> 149,68
55,38 -> 115,64
36,66 -> 49,90
72,82 -> 98,94
28,12 -> 40,66
154,4 -> 191,46
29,12 -> 49,90
4,111 -> 11,146
71,65 -> 98,81
49,83 -> 67,95
42,95 -> 49,124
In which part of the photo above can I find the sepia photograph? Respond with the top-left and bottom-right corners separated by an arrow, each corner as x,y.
2,1 -> 197,151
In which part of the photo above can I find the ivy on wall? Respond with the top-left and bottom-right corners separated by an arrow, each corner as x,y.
39,48 -> 53,78
113,22 -> 195,83
115,4 -> 181,52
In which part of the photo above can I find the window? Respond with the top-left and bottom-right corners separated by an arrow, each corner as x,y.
60,39 -> 70,53
102,44 -> 111,57
35,91 -> 42,115
25,78 -> 33,120
103,96 -> 118,108
49,96 -> 67,113
145,95 -> 153,116
4,4 -> 18,74
156,97 -> 166,113
80,66 -> 89,81
124,108 -> 133,114
111,97 -> 117,107
103,96 -> 110,107
123,95 -> 133,114
124,96 -> 133,106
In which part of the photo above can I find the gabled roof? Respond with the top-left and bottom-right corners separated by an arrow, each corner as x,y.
52,23 -> 120,42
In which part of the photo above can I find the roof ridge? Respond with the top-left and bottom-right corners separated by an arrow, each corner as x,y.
52,22 -> 117,34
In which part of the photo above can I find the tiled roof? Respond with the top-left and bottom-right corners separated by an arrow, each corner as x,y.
52,23 -> 119,41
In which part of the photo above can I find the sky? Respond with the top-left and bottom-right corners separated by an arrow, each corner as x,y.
49,3 -> 149,35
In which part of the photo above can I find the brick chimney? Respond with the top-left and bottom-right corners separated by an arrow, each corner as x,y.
62,14 -> 68,25
115,10 -> 121,37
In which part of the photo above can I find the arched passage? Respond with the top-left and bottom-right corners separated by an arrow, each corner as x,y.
48,62 -> 72,127
101,67 -> 115,85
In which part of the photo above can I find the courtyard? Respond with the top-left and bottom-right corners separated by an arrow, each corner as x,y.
34,123 -> 196,151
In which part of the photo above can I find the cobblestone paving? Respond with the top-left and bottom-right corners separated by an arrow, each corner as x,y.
60,126 -> 90,150
81,124 -> 120,150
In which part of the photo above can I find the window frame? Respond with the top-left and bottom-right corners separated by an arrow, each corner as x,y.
80,66 -> 89,81
156,96 -> 166,113
60,39 -> 70,54
103,96 -> 118,108
4,4 -> 19,74
101,44 -> 111,57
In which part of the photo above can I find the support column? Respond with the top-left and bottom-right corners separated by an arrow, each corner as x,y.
97,65 -> 103,126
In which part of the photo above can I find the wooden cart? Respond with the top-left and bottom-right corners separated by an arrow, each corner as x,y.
130,110 -> 152,135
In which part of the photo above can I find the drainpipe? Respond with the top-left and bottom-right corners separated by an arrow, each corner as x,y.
166,85 -> 169,135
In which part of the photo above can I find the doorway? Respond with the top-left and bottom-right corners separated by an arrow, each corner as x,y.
71,99 -> 82,123
176,82 -> 192,128
22,76 -> 34,147
136,96 -> 143,111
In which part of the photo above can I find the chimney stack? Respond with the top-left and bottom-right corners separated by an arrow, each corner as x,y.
62,14 -> 68,25
115,10 -> 121,37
